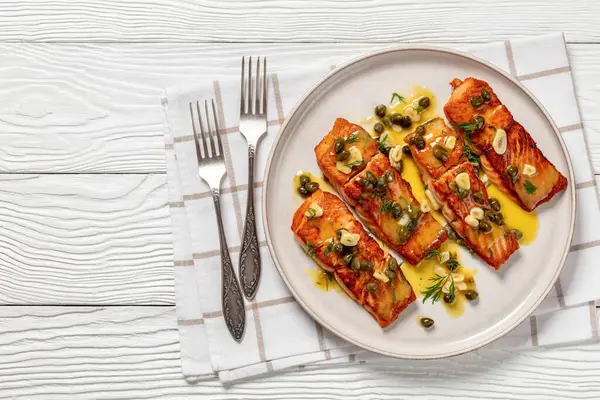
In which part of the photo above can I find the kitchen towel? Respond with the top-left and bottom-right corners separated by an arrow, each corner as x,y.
162,32 -> 599,384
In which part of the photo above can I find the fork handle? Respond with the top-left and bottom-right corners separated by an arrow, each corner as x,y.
212,188 -> 246,342
239,144 -> 261,299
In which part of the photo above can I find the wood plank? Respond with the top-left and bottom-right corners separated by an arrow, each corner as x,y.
0,174 -> 174,305
0,0 -> 598,43
1,43 -> 599,173
0,305 -> 599,398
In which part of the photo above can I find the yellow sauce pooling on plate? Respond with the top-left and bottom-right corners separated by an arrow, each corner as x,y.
486,184 -> 539,245
305,267 -> 343,293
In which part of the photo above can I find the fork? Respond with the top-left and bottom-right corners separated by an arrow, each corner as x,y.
190,99 -> 245,342
238,56 -> 268,300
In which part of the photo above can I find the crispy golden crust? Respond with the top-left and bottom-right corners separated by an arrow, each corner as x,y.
481,122 -> 568,211
314,118 -> 379,191
403,117 -> 466,182
444,77 -> 567,211
343,154 -> 447,265
291,190 -> 415,328
431,163 -> 519,269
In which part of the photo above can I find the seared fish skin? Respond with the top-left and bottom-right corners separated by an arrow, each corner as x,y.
344,153 -> 447,265
431,162 -> 520,269
444,77 -> 567,211
291,190 -> 415,328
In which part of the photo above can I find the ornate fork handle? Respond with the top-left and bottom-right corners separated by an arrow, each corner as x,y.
212,188 -> 245,342
239,144 -> 261,299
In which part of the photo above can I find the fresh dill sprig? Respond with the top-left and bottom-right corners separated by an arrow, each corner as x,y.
324,240 -> 334,258
524,180 -> 537,194
422,272 -> 456,305
390,92 -> 406,104
306,241 -> 316,259
462,142 -> 480,167
380,198 -> 394,214
346,132 -> 358,143
425,249 -> 441,260
305,207 -> 317,220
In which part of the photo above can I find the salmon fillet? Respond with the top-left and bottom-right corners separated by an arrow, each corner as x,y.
403,117 -> 467,184
444,77 -> 567,211
315,118 -> 379,198
431,162 -> 520,269
291,190 -> 416,328
343,153 -> 447,265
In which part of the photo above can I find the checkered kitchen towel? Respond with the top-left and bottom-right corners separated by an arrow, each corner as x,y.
162,33 -> 599,384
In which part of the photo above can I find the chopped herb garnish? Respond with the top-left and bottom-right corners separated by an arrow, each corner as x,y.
380,198 -> 394,213
488,248 -> 493,257
378,133 -> 389,153
425,249 -> 441,260
347,132 -> 358,143
306,241 -> 316,259
390,93 -> 406,104
324,240 -> 334,258
306,207 -> 317,220
416,105 -> 424,113
422,272 -> 456,305
462,142 -> 480,167
457,122 -> 478,134
524,180 -> 537,194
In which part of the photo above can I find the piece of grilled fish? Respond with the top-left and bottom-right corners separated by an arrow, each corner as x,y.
291,189 -> 415,328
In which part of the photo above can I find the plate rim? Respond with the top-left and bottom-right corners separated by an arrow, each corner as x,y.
261,44 -> 577,359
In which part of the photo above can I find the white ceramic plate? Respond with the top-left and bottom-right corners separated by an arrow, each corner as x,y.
262,46 -> 575,359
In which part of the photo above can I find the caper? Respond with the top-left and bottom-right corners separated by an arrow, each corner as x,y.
343,245 -> 358,255
336,150 -> 350,162
456,188 -> 469,199
297,186 -> 309,197
374,122 -> 384,135
341,254 -> 354,265
365,171 -> 377,185
415,135 -> 426,150
366,282 -> 378,292
306,182 -> 320,193
390,113 -> 403,125
512,229 -> 524,240
472,191 -> 484,204
391,203 -> 403,219
375,104 -> 387,118
334,138 -> 345,154
385,171 -> 394,183
402,145 -> 411,155
418,97 -> 431,109
484,210 -> 496,221
473,115 -> 485,130
492,212 -> 504,225
299,175 -> 311,186
506,165 -> 518,177
481,88 -> 491,102
443,293 -> 455,304
388,257 -> 399,271
362,181 -> 374,192
479,220 -> 492,233
333,242 -> 344,253
415,125 -> 426,136
360,261 -> 373,271
470,95 -> 484,108
381,117 -> 392,127
406,215 -> 419,232
376,176 -> 387,190
456,238 -> 467,247
336,229 -> 346,240
489,197 -> 501,211
405,203 -> 417,218
384,268 -> 396,280
397,225 -> 409,243
350,256 -> 362,271
419,317 -> 435,328
465,290 -> 479,301
400,115 -> 413,128
433,145 -> 449,163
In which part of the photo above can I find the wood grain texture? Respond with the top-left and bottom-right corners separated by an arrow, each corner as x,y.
0,305 -> 598,399
0,0 -> 598,43
1,43 -> 599,173
0,174 -> 174,304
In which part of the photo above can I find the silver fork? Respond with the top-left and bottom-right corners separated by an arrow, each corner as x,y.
190,99 -> 245,342
238,56 -> 267,300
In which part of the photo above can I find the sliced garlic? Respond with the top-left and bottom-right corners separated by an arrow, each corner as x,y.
470,207 -> 484,220
523,164 -> 537,177
439,251 -> 450,264
424,133 -> 434,140
444,136 -> 457,150
340,231 -> 361,247
347,146 -> 363,164
389,145 -> 404,171
492,128 -> 507,155
434,265 -> 447,276
456,282 -> 468,291
420,200 -> 431,213
304,203 -> 324,218
425,189 -> 440,211
336,161 -> 352,174
442,281 -> 452,293
398,214 -> 411,227
452,273 -> 464,283
465,215 -> 479,228
481,174 -> 489,185
455,172 -> 471,190
392,124 -> 403,132
373,270 -> 390,283
403,106 -> 421,122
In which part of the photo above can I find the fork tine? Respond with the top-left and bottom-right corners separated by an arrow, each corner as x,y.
255,56 -> 261,116
240,56 -> 246,115
205,100 -> 218,157
196,101 -> 210,158
189,102 -> 203,162
262,57 -> 267,115
248,56 -> 254,115
212,99 -> 224,157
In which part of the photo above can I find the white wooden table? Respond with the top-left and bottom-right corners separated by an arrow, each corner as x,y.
1,1 -> 599,398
